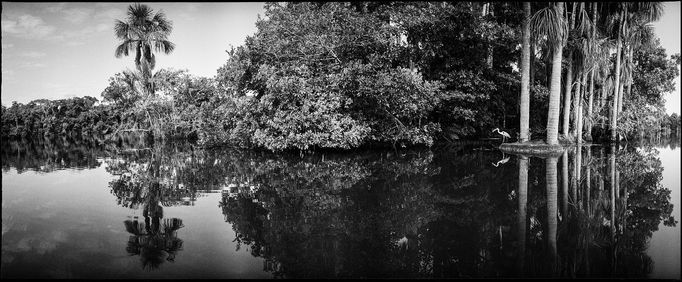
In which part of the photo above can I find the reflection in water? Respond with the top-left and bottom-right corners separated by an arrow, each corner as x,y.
215,145 -> 676,278
106,144 -> 194,271
0,137 -> 677,278
546,156 -> 559,276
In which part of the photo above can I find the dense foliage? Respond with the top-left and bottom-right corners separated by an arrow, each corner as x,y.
2,2 -> 680,151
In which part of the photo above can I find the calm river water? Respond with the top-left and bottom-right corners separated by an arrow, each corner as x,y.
1,137 -> 679,279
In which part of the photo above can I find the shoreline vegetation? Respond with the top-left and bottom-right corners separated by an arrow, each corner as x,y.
2,2 -> 681,153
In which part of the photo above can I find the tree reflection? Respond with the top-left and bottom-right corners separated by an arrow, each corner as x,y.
106,142 -> 199,271
2,136 -> 675,278
1,137 -> 104,173
217,144 -> 675,278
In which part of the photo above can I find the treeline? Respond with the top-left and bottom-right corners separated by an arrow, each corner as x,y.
1,2 -> 680,151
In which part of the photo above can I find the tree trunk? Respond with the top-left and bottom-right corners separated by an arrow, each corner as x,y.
577,71 -> 586,143
586,69 -> 594,141
546,2 -> 564,146
563,53 -> 574,139
573,70 -> 583,142
600,77 -> 606,111
626,45 -> 633,110
520,2 -> 531,142
530,41 -> 535,86
617,64 -> 625,115
611,31 -> 623,142
483,3 -> 494,69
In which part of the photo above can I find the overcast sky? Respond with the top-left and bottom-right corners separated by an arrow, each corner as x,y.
1,2 -> 680,114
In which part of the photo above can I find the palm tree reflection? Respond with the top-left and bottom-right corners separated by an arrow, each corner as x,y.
124,202 -> 184,271
109,145 -> 190,271
545,155 -> 559,276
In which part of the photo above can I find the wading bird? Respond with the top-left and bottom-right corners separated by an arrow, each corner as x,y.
492,128 -> 511,143
492,156 -> 511,167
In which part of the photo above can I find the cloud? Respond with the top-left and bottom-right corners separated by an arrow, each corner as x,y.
45,3 -> 66,13
65,41 -> 86,47
94,8 -> 125,21
62,8 -> 94,24
20,62 -> 47,68
20,51 -> 47,58
1,14 -> 56,39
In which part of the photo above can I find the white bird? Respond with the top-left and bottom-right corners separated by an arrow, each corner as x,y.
491,156 -> 511,167
492,128 -> 511,143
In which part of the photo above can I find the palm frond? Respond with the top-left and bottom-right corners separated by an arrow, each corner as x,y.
575,3 -> 594,36
115,40 -> 138,58
631,2 -> 663,22
154,40 -> 175,54
114,20 -> 133,40
530,4 -> 568,49
128,3 -> 153,26
151,11 -> 173,33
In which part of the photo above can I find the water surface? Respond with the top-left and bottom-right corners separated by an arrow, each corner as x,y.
1,137 -> 679,279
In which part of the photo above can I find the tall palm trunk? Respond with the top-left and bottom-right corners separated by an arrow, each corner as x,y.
586,70 -> 594,141
530,41 -> 536,86
617,57 -> 625,115
517,155 -> 529,274
546,156 -> 560,274
572,71 -> 582,142
585,1 -> 598,142
610,9 -> 626,142
561,2 -> 578,140
562,54 -> 574,139
546,2 -> 565,146
626,45 -> 633,104
600,77 -> 606,111
611,33 -> 622,142
577,71 -> 587,143
520,2 -> 531,142
485,3 -> 494,69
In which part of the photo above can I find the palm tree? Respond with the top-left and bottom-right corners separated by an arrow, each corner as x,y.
519,2 -> 531,142
531,2 -> 567,145
562,2 -> 577,141
621,18 -> 656,113
114,3 -> 175,96
603,2 -> 662,141
584,2 -> 600,142
571,2 -> 597,144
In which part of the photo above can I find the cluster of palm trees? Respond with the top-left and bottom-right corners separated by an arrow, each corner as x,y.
518,2 -> 662,145
114,3 -> 175,96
